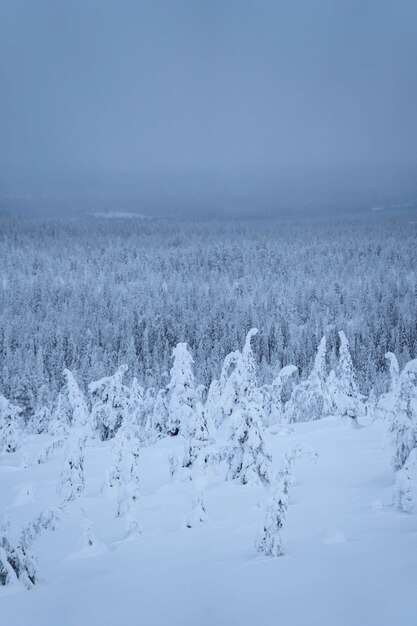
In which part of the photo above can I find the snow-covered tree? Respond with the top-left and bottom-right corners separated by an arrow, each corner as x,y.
89,364 -> 129,440
213,330 -> 271,485
256,477 -> 287,557
183,408 -> 211,471
389,359 -> 417,472
49,390 -> 71,437
165,343 -> 211,470
393,448 -> 416,514
261,364 -> 298,426
386,352 -> 400,392
48,370 -> 89,437
129,377 -> 146,429
109,414 -> 141,537
58,432 -> 86,503
146,387 -> 169,440
63,369 -> 91,433
185,459 -> 207,528
167,343 -> 198,437
0,394 -> 23,454
375,352 -> 401,422
285,337 -> 332,423
256,445 -> 316,557
327,331 -> 364,420
387,359 -> 417,512
205,351 -> 240,428
28,405 -> 51,435
0,509 -> 59,588
0,516 -> 19,587
223,329 -> 260,417
224,406 -> 272,486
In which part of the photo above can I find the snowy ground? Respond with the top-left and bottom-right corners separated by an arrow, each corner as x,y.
1,417 -> 416,626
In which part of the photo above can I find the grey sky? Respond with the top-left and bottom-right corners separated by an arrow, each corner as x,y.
1,0 -> 416,199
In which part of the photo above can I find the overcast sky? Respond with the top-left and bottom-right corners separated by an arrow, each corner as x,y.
1,0 -> 416,203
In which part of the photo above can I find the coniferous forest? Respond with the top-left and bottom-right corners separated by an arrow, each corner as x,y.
1,211 -> 416,416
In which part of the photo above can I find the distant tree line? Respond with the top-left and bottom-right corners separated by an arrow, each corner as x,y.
0,213 -> 416,414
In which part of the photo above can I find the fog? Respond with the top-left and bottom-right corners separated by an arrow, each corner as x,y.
1,1 -> 417,214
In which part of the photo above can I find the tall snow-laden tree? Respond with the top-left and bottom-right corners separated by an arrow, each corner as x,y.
385,352 -> 400,392
0,394 -> 23,454
183,405 -> 211,471
225,329 -> 260,413
219,329 -> 266,430
146,387 -> 169,440
129,377 -> 146,429
256,445 -> 316,557
388,359 -> 417,512
63,369 -> 91,433
375,352 -> 401,421
393,449 -> 416,514
167,343 -> 211,469
205,350 -> 240,428
328,331 -> 364,420
49,390 -> 71,437
110,422 -> 141,537
167,343 -> 198,437
285,336 -> 332,423
89,364 -> 129,440
58,431 -> 86,503
224,406 -> 272,486
185,457 -> 207,528
215,329 -> 271,485
29,405 -> 52,435
389,359 -> 417,472
261,365 -> 298,426
48,369 -> 89,437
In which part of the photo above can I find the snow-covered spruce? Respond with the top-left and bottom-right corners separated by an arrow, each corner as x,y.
327,331 -> 364,421
388,359 -> 417,512
146,387 -> 169,441
285,336 -> 331,423
168,343 -> 198,437
168,343 -> 212,470
374,352 -> 401,422
89,365 -> 130,441
224,405 -> 272,486
185,456 -> 208,528
393,449 -> 416,514
256,445 -> 316,557
145,344 -> 200,441
0,509 -> 59,589
63,369 -> 92,433
214,330 -> 272,485
57,430 -> 86,503
47,369 -> 90,437
109,417 -> 141,537
128,377 -> 147,431
389,359 -> 417,472
261,364 -> 298,427
29,405 -> 52,435
222,329 -> 262,420
205,350 -> 241,428
0,394 -> 23,454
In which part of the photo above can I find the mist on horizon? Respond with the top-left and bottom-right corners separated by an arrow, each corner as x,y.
1,1 -> 417,215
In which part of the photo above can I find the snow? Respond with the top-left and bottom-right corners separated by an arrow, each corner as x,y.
1,417 -> 416,626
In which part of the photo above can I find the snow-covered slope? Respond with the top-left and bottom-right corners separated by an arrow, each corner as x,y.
1,417 -> 416,626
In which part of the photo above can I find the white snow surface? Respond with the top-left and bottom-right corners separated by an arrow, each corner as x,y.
1,417 -> 416,626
